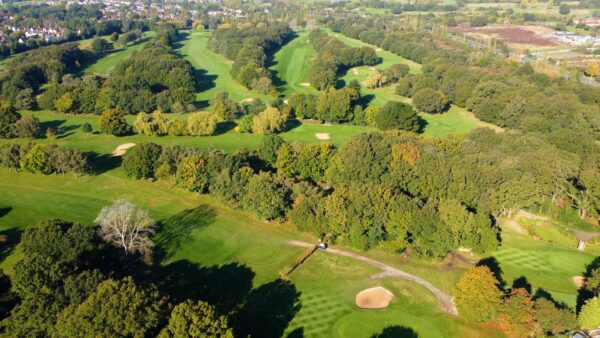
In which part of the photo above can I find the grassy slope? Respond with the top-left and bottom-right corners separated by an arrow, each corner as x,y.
0,167 -> 502,338
269,31 -> 320,97
174,31 -> 271,105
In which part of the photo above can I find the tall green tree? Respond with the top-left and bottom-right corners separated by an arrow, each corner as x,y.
159,300 -> 233,338
123,143 -> 163,179
54,277 -> 168,338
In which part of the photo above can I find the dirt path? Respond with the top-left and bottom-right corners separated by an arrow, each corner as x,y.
288,240 -> 458,315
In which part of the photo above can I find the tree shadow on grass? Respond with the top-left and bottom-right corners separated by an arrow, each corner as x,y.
40,119 -> 80,133
214,120 -> 236,135
477,256 -> 506,289
282,119 -> 302,133
286,328 -> 304,338
153,205 -> 216,260
0,207 -> 11,219
233,278 -> 301,338
85,152 -> 122,175
370,326 -> 419,338
0,228 -> 23,263
155,260 -> 255,314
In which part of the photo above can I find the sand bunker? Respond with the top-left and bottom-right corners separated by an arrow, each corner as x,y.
299,82 -> 311,87
573,276 -> 586,288
352,68 -> 359,75
375,48 -> 383,52
315,133 -> 330,140
240,98 -> 255,103
112,143 -> 136,156
283,99 -> 289,105
355,286 -> 394,309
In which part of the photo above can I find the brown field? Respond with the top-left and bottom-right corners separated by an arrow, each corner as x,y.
454,24 -> 558,47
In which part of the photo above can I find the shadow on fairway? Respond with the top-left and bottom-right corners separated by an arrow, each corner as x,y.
85,152 -> 122,175
155,260 -> 255,314
233,278 -> 302,338
370,326 -> 419,338
0,207 -> 11,219
154,205 -> 217,258
0,228 -> 23,264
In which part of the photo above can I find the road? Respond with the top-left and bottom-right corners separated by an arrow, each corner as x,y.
288,240 -> 459,315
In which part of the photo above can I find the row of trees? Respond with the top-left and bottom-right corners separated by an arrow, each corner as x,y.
0,142 -> 89,175
455,264 -> 600,336
308,29 -> 379,90
210,24 -> 293,94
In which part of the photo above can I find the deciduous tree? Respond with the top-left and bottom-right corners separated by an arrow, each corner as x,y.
94,199 -> 156,256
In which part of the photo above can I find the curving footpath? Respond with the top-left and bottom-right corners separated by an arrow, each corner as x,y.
288,240 -> 458,315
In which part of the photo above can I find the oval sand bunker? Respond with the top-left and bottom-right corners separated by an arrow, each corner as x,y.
355,286 -> 394,309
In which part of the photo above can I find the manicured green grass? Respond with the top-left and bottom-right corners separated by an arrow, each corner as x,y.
82,31 -> 156,77
492,224 -> 597,308
269,31 -> 320,97
13,111 -> 370,155
174,31 -> 271,105
0,167 -> 502,337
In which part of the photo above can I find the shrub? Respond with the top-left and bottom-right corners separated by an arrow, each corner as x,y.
81,122 -> 93,133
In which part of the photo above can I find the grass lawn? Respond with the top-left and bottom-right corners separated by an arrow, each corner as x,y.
0,166 -> 503,337
82,31 -> 156,77
492,221 -> 597,308
13,111 -> 370,155
174,31 -> 271,106
269,31 -> 320,97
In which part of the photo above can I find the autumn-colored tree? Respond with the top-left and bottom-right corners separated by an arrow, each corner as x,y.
578,296 -> 600,330
186,111 -> 218,136
499,288 -> 538,337
454,265 -> 503,322
252,107 -> 286,134
176,154 -> 210,193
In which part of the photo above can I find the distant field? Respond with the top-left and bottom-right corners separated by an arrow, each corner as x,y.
82,31 -> 156,76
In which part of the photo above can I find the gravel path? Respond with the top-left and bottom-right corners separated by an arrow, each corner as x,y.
288,240 -> 458,315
